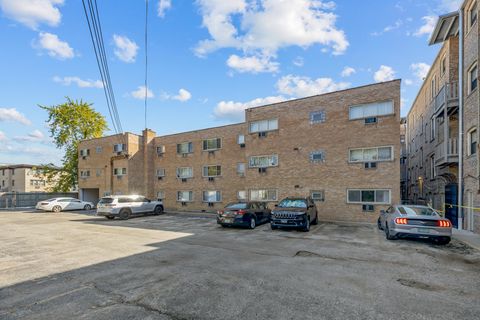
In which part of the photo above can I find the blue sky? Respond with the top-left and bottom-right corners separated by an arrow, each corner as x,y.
0,0 -> 462,165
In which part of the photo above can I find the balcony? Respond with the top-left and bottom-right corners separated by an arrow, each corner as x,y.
435,138 -> 458,167
433,82 -> 459,115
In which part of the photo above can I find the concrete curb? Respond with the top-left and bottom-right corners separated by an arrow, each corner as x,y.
452,229 -> 480,251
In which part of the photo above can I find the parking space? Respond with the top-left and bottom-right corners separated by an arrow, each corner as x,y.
0,210 -> 479,319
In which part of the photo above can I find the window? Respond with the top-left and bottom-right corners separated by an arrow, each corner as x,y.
96,146 -> 103,154
80,170 -> 90,177
80,149 -> 90,157
431,76 -> 436,99
113,168 -> 127,176
311,190 -> 325,202
237,190 -> 247,200
349,100 -> 394,120
237,134 -> 245,144
113,144 -> 126,153
347,189 -> 391,204
176,167 -> 193,179
430,118 -> 435,141
177,191 -> 193,202
310,110 -> 326,124
1,170 -> 4,175
441,55 -> 447,75
249,155 -> 278,168
156,145 -> 165,154
468,128 -> 477,156
177,142 -> 193,154
349,146 -> 393,162
203,165 -> 221,177
11,169 -> 15,175
156,168 -> 166,177
157,191 -> 165,200
96,169 -> 102,177
430,155 -> 436,179
310,150 -> 325,163
203,138 -> 222,151
249,119 -> 278,133
237,163 -> 246,176
12,180 -> 14,187
202,191 -> 221,202
250,189 -> 277,201
469,63 -> 478,93
470,1 -> 477,28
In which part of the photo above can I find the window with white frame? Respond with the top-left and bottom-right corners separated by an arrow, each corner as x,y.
203,138 -> 222,151
347,189 -> 391,204
156,145 -> 165,154
310,150 -> 325,163
113,168 -> 127,176
203,165 -> 221,177
441,55 -> 447,75
311,190 -> 325,202
349,146 -> 393,162
468,128 -> 477,156
177,191 -> 193,202
157,191 -> 165,200
176,167 -> 193,179
80,170 -> 90,177
156,168 -> 166,177
349,100 -> 394,120
430,118 -> 435,141
468,63 -> 478,93
202,191 -> 221,202
469,1 -> 477,28
310,110 -> 326,124
237,190 -> 247,200
177,142 -> 193,154
430,155 -> 436,179
249,119 -> 278,133
96,146 -> 103,154
237,134 -> 245,144
249,155 -> 278,168
80,149 -> 90,157
250,189 -> 277,201
431,76 -> 436,99
113,144 -> 126,153
237,163 -> 246,176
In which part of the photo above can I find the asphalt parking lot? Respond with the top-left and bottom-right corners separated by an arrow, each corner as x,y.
1,210 -> 479,320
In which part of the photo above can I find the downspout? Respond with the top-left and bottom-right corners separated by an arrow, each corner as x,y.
458,8 -> 464,230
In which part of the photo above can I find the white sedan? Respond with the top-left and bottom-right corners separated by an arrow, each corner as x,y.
35,197 -> 94,212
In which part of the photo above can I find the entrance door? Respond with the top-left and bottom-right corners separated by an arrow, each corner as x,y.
444,183 -> 458,228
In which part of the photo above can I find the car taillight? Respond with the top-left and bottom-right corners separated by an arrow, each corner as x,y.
438,220 -> 451,227
395,218 -> 408,224
236,210 -> 246,215
217,210 -> 224,215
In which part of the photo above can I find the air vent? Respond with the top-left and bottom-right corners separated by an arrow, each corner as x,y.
364,162 -> 377,169
157,176 -> 163,180
182,153 -> 188,158
181,202 -> 187,206
82,156 -> 87,160
258,131 -> 267,138
362,204 -> 374,212
239,143 -> 245,148
157,153 -> 163,157
364,117 -> 378,124
208,150 -> 215,155
208,202 -> 214,207
208,177 -> 215,182
181,178 -> 187,182
258,167 -> 267,173
116,175 -> 123,180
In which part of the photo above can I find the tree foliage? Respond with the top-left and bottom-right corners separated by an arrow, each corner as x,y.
39,98 -> 108,192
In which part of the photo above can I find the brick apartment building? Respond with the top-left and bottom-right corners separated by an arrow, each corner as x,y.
78,80 -> 401,223
0,164 -> 57,193
407,0 -> 479,233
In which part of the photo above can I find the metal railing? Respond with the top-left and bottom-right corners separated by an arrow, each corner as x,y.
436,138 -> 458,162
433,81 -> 459,113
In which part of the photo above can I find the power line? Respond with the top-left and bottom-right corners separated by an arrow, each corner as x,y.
144,0 -> 149,129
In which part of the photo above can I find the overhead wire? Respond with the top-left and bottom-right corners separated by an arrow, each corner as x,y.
144,0 -> 149,129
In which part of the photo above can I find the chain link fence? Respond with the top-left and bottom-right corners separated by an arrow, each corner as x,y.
0,192 -> 78,209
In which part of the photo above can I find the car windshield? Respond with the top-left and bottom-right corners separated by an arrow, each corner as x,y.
99,197 -> 114,204
277,199 -> 307,208
399,206 -> 438,216
226,203 -> 247,209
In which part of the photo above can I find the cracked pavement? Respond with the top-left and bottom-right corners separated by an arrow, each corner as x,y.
0,210 -> 479,319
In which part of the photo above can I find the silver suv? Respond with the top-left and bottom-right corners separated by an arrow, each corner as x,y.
96,195 -> 164,220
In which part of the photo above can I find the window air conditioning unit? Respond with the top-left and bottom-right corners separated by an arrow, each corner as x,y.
258,131 -> 267,138
362,204 -> 374,212
208,202 -> 214,207
364,162 -> 377,169
181,178 -> 187,182
258,167 -> 267,173
208,177 -> 215,182
364,117 -> 378,124
239,143 -> 245,148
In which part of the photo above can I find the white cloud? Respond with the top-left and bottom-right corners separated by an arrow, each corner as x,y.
0,0 -> 64,30
0,108 -> 31,125
341,66 -> 356,77
195,0 -> 348,70
404,79 -> 413,85
35,32 -> 74,59
293,56 -> 304,67
213,96 -> 286,122
276,74 -> 350,98
130,86 -> 154,100
413,15 -> 437,37
371,20 -> 403,36
373,65 -> 395,82
226,54 -> 279,73
157,0 -> 172,17
172,89 -> 192,102
0,131 -> 6,141
113,34 -> 138,63
410,62 -> 431,80
53,76 -> 103,88
13,129 -> 50,143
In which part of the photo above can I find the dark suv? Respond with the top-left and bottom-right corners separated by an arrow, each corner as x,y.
270,197 -> 318,232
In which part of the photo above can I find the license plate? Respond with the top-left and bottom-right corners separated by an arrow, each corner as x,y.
417,228 -> 431,234
281,219 -> 288,223
223,218 -> 233,223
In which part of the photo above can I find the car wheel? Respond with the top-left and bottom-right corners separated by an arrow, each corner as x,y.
385,225 -> 396,240
153,206 -> 164,215
52,205 -> 62,213
249,217 -> 256,229
377,218 -> 383,230
434,236 -> 451,245
106,216 -> 115,220
119,209 -> 131,220
84,204 -> 92,211
312,213 -> 318,225
270,224 -> 277,230
302,217 -> 310,232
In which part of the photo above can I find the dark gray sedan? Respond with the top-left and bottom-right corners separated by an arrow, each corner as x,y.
378,205 -> 452,245
217,202 -> 271,229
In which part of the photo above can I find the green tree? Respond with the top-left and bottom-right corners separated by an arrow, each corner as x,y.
39,98 -> 108,192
